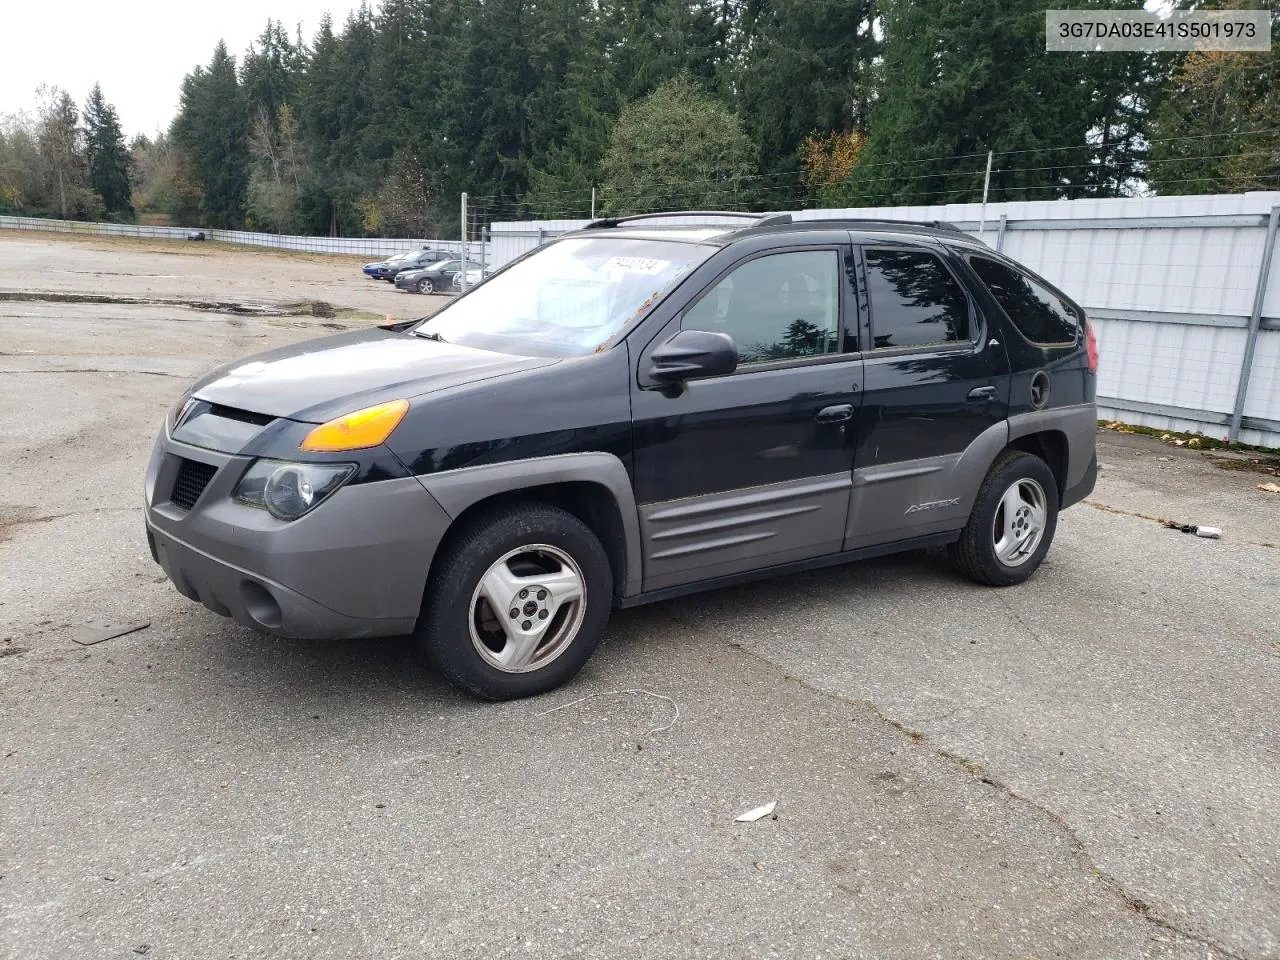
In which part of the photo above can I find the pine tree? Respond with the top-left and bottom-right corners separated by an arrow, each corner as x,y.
173,40 -> 249,227
83,84 -> 135,219
522,0 -> 620,216
444,0 -> 538,200
1148,4 -> 1279,194
832,0 -> 1157,206
733,0 -> 878,188
35,86 -> 95,220
241,20 -> 299,125
599,76 -> 759,214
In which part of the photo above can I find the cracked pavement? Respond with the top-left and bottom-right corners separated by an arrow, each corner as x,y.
1,232 -> 1278,959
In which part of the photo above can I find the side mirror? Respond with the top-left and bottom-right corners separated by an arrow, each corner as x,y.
646,330 -> 738,387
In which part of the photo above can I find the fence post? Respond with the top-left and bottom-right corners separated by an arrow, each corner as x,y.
459,192 -> 469,292
1229,203 -> 1280,443
995,214 -> 1008,252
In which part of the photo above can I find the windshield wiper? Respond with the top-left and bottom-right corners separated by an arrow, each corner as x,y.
415,329 -> 449,343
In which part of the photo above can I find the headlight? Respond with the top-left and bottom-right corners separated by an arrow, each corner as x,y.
234,460 -> 356,521
168,394 -> 195,432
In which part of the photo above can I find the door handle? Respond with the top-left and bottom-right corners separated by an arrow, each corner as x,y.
967,386 -> 997,402
815,403 -> 854,423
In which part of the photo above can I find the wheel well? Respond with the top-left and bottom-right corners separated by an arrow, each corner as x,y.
1008,430 -> 1068,498
428,482 -> 629,598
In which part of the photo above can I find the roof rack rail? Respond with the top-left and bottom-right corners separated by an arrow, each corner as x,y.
819,217 -> 967,234
583,210 -> 783,229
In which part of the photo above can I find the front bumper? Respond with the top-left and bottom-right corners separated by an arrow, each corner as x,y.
144,431 -> 452,639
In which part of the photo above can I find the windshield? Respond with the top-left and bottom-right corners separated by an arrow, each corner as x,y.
414,236 -> 714,357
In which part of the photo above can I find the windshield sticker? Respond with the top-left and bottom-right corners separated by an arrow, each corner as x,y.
601,256 -> 670,276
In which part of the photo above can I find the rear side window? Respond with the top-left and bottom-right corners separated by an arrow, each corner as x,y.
864,249 -> 970,349
969,256 -> 1079,345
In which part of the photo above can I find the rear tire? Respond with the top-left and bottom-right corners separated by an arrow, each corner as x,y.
949,450 -> 1059,586
417,503 -> 613,700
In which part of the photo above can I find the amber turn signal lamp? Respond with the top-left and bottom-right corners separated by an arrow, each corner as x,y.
300,399 -> 409,452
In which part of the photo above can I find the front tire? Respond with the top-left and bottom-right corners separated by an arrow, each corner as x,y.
416,277 -> 435,294
418,503 -> 613,700
949,450 -> 1059,586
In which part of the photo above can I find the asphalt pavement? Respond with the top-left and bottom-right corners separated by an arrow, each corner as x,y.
1,232 -> 1277,960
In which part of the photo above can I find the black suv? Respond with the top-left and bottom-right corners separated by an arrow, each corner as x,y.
145,212 -> 1098,700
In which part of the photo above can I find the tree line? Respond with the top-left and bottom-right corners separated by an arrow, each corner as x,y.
1,0 -> 1276,237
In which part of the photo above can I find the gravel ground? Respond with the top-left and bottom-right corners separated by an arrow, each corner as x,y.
1,231 -> 1277,960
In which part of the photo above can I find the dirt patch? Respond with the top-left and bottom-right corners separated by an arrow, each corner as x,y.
1100,420 -> 1280,456
0,291 -> 290,317
1202,452 -> 1280,476
0,507 -> 60,543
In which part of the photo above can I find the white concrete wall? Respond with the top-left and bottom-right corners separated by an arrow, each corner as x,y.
0,215 -> 489,261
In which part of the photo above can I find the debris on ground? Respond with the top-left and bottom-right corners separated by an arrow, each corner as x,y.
71,621 -> 150,646
533,688 -> 680,736
1259,482 -> 1280,494
1161,521 -> 1222,539
734,801 -> 778,823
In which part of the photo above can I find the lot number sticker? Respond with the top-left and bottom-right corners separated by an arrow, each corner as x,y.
602,256 -> 669,275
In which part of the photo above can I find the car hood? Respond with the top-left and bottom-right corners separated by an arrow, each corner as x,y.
188,327 -> 557,422
397,267 -> 434,280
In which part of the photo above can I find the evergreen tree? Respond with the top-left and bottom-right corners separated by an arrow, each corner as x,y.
607,0 -> 724,102
83,84 -> 135,218
173,41 -> 249,227
832,0 -> 1157,206
1148,3 -> 1279,194
733,0 -> 878,187
35,86 -> 96,219
241,20 -> 299,125
522,0 -> 620,216
444,0 -> 538,201
599,76 -> 759,214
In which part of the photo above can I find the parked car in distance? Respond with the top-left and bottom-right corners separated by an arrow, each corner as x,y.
395,258 -> 482,294
146,211 -> 1098,702
450,265 -> 491,291
362,247 -> 451,281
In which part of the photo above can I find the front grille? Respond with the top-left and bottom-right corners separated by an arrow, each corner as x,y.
208,403 -> 274,426
170,458 -> 218,510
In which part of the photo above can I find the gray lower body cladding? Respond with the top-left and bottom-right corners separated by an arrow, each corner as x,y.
144,432 -> 450,639
147,524 -> 417,639
143,404 -> 1098,636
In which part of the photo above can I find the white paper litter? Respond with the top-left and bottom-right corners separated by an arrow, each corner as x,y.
734,801 -> 778,823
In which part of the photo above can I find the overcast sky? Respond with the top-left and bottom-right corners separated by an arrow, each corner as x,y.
0,0 -> 363,138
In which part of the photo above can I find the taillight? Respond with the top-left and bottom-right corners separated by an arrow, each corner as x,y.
1084,318 -> 1099,374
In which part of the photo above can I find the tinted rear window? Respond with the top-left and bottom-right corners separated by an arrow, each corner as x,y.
969,256 -> 1079,345
864,249 -> 970,349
